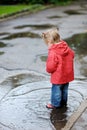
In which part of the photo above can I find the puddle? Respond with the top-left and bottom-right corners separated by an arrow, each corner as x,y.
50,80 -> 86,130
0,41 -> 7,47
48,15 -> 62,19
0,51 -> 4,55
0,32 -> 10,36
14,24 -> 56,29
65,32 -> 87,77
40,55 -> 47,62
1,73 -> 47,88
2,31 -> 40,39
65,32 -> 87,56
64,10 -> 83,15
50,107 -> 68,130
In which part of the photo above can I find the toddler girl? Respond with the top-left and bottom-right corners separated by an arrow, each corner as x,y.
42,28 -> 74,109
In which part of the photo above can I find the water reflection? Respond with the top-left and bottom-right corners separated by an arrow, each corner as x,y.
40,55 -> 47,62
65,32 -> 87,56
48,16 -> 62,19
14,24 -> 56,29
1,73 -> 47,88
50,107 -> 68,130
2,31 -> 40,39
64,10 -> 83,15
0,32 -> 10,36
65,32 -> 87,77
0,51 -> 4,55
0,41 -> 7,47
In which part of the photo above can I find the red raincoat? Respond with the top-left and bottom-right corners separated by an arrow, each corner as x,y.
46,40 -> 74,84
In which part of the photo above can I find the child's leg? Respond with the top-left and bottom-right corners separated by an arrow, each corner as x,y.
61,83 -> 69,106
51,84 -> 62,107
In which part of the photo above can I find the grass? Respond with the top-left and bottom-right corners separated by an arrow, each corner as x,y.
56,0 -> 73,5
0,4 -> 47,17
0,1 -> 73,18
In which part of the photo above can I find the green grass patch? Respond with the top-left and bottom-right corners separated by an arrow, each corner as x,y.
0,4 -> 47,17
55,0 -> 73,6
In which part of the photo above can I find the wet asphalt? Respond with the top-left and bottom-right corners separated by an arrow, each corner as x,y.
0,1 -> 87,130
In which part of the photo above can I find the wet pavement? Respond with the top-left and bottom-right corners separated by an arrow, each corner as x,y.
61,99 -> 87,130
71,107 -> 87,130
0,80 -> 87,130
0,1 -> 87,130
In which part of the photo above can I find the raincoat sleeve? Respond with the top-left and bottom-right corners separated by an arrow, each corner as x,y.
46,51 -> 58,73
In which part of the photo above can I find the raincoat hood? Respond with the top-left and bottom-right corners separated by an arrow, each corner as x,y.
49,40 -> 69,56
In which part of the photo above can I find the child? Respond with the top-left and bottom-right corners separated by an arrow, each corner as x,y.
42,28 -> 74,109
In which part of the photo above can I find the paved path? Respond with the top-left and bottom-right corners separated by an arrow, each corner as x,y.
71,107 -> 87,130
0,80 -> 87,130
62,99 -> 87,130
0,1 -> 87,130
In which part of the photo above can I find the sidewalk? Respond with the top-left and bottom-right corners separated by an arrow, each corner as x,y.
0,80 -> 87,130
62,99 -> 87,130
71,108 -> 87,130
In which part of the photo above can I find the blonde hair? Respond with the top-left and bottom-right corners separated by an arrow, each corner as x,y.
42,28 -> 60,44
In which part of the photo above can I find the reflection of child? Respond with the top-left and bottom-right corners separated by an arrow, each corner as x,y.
42,28 -> 74,109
